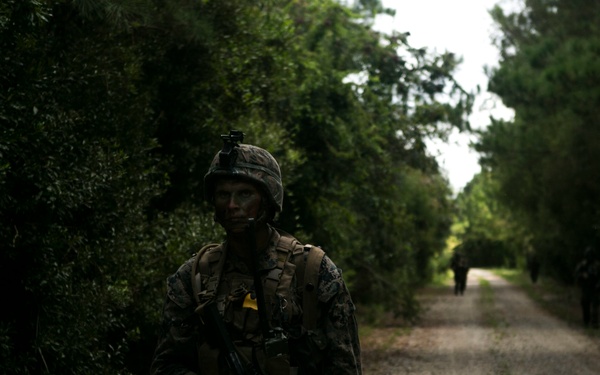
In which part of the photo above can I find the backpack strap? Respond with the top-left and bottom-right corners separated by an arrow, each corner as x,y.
191,243 -> 223,312
272,234 -> 298,286
274,230 -> 326,330
300,245 -> 325,330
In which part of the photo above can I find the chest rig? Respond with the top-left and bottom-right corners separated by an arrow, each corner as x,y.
191,230 -> 325,373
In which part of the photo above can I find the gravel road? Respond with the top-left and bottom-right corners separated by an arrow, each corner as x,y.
361,268 -> 600,375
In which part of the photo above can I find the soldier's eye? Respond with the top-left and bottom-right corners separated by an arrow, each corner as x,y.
215,191 -> 230,200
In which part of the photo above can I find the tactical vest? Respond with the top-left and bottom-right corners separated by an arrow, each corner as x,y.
191,230 -> 326,374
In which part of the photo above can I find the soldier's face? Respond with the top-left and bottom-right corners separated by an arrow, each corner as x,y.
214,179 -> 263,234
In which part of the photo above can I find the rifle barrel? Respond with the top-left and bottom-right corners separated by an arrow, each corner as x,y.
247,218 -> 272,339
205,303 -> 248,375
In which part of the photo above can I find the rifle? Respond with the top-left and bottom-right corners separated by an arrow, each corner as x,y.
246,219 -> 289,361
204,302 -> 253,375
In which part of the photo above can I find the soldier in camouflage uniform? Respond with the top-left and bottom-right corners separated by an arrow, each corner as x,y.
450,250 -> 469,296
575,246 -> 600,328
151,131 -> 362,374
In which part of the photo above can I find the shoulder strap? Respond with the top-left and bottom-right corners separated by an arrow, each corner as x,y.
275,230 -> 326,330
301,245 -> 325,330
191,243 -> 223,310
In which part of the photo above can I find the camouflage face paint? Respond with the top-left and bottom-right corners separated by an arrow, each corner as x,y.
214,179 -> 263,234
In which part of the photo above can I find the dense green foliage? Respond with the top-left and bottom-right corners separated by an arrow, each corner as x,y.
473,0 -> 600,281
453,172 -> 526,268
0,0 -> 471,373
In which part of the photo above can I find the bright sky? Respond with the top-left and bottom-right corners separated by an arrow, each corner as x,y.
374,0 -> 516,194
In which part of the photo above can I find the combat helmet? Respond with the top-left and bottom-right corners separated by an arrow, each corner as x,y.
204,130 -> 283,213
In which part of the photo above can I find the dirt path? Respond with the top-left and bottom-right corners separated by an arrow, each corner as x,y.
361,268 -> 600,375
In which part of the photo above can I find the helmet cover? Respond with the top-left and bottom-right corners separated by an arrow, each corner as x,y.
204,135 -> 283,212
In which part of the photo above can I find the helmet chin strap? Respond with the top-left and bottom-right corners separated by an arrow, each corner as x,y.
253,206 -> 271,227
213,208 -> 270,229
213,192 -> 273,231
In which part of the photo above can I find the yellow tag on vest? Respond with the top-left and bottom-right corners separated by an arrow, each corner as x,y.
243,293 -> 258,310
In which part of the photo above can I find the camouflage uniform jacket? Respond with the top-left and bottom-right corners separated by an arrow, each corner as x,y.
150,227 -> 362,374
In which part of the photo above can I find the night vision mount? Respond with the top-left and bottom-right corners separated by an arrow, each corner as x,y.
219,130 -> 245,169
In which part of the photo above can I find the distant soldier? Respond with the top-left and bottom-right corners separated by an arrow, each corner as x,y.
450,250 -> 469,296
526,251 -> 541,284
575,246 -> 600,328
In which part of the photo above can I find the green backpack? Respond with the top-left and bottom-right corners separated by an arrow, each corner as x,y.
191,229 -> 325,330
